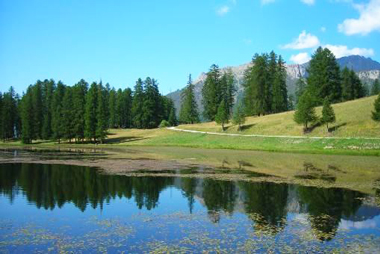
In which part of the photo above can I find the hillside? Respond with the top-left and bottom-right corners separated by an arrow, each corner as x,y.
175,96 -> 380,138
167,55 -> 380,116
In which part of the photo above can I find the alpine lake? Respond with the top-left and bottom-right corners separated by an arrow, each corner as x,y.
1,147 -> 380,253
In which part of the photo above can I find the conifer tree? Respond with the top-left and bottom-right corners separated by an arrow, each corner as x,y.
51,81 -> 65,143
132,79 -> 144,128
62,87 -> 75,142
294,91 -> 317,131
371,79 -> 380,96
108,88 -> 117,128
221,69 -> 236,117
295,77 -> 307,105
321,97 -> 336,132
96,83 -> 107,143
0,92 -> 2,139
32,81 -> 43,139
72,79 -> 87,142
42,79 -> 55,140
342,67 -> 365,101
1,87 -> 18,140
307,47 -> 341,103
123,88 -> 133,128
272,55 -> 288,113
232,101 -> 245,131
215,99 -> 229,131
372,93 -> 380,123
179,74 -> 199,124
84,82 -> 98,142
243,54 -> 267,116
168,107 -> 178,126
21,87 -> 34,144
266,51 -> 277,112
202,64 -> 221,121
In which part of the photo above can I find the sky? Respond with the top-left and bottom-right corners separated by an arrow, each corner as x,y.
1,0 -> 380,95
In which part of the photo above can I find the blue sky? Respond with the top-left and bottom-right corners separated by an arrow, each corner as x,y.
1,0 -> 379,95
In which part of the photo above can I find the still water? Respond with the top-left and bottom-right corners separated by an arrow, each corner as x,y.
0,163 -> 380,252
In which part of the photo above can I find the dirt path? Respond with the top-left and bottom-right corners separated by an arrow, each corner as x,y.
167,127 -> 380,140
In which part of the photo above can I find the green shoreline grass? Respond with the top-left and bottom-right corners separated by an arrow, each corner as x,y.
1,128 -> 380,156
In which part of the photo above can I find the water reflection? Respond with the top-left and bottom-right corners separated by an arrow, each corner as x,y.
0,163 -> 379,242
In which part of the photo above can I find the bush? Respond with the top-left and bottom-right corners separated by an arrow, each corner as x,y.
159,120 -> 170,128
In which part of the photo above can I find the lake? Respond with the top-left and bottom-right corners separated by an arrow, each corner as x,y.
1,163 -> 380,252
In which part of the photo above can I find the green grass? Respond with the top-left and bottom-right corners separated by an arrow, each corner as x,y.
1,96 -> 380,156
178,95 -> 380,138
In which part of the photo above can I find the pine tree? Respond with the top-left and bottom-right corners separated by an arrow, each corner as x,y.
342,68 -> 365,101
371,79 -> 380,96
42,79 -> 55,140
307,47 -> 341,103
272,55 -> 288,113
295,77 -> 307,105
31,81 -> 43,139
215,99 -> 229,131
0,92 -> 2,139
266,51 -> 276,113
132,79 -> 145,128
21,87 -> 34,144
1,87 -> 18,141
109,88 -> 117,128
51,81 -> 65,143
243,54 -> 267,116
232,101 -> 245,131
72,79 -> 87,142
179,74 -> 199,124
372,93 -> 380,122
221,69 -> 236,117
168,107 -> 178,126
321,97 -> 336,132
96,83 -> 107,143
84,82 -> 98,142
202,64 -> 221,121
294,91 -> 318,131
62,87 -> 75,142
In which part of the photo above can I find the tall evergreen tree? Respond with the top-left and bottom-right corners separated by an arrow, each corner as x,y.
341,67 -> 365,101
307,47 -> 341,103
84,82 -> 98,142
108,88 -> 117,128
179,74 -> 199,124
266,51 -> 276,112
243,54 -> 267,116
51,81 -> 65,143
1,87 -> 18,141
232,101 -> 245,131
294,91 -> 318,131
31,81 -> 43,139
0,92 -> 2,139
21,87 -> 34,144
295,77 -> 307,105
132,79 -> 145,128
272,55 -> 288,113
215,99 -> 229,131
371,79 -> 380,96
41,79 -> 55,140
220,69 -> 236,117
168,107 -> 178,126
372,93 -> 380,123
62,87 -> 75,142
72,79 -> 87,142
142,77 -> 162,128
321,97 -> 336,132
202,64 -> 221,121
96,83 -> 107,143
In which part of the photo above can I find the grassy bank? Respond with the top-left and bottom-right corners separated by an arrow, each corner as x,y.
177,95 -> 380,138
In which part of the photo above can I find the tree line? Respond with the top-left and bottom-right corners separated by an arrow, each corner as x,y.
0,78 -> 177,143
179,47 -> 380,131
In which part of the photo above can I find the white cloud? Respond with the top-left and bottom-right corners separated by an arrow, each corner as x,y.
301,0 -> 315,5
282,31 -> 320,49
320,26 -> 326,32
338,0 -> 380,35
216,6 -> 230,16
323,44 -> 374,58
261,0 -> 276,5
290,52 -> 311,64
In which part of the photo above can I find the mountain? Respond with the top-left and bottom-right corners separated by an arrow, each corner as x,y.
166,55 -> 380,116
337,55 -> 380,72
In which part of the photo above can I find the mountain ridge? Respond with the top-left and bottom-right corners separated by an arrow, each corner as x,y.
167,55 -> 380,115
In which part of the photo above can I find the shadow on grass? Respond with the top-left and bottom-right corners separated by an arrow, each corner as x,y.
240,123 -> 256,131
104,136 -> 147,144
328,123 -> 347,133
